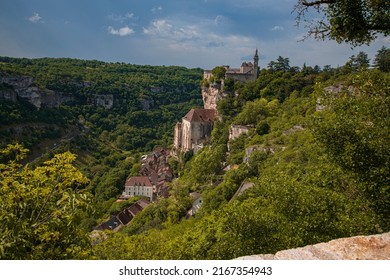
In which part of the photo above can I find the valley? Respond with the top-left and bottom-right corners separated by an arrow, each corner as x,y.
0,49 -> 389,259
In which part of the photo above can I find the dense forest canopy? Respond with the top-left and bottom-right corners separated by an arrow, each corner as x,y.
0,57 -> 203,202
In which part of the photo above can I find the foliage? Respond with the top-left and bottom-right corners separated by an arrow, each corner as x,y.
0,56 -> 203,214
267,56 -> 291,72
181,144 -> 227,188
295,0 -> 390,45
0,144 -> 93,259
234,98 -> 269,125
311,70 -> 390,226
1,53 -> 389,261
344,51 -> 370,72
374,46 -> 390,72
211,66 -> 227,82
93,65 -> 389,260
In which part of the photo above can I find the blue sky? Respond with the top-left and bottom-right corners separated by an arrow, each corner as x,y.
0,0 -> 388,69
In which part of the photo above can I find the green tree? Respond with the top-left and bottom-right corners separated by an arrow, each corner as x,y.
268,56 -> 290,72
0,144 -> 93,259
183,144 -> 227,188
295,0 -> 390,45
311,70 -> 390,227
211,66 -> 227,82
374,46 -> 390,72
234,98 -> 269,125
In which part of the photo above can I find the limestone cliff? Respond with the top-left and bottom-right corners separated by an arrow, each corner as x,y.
236,232 -> 390,260
0,72 -> 74,109
202,84 -> 224,110
0,72 -> 115,109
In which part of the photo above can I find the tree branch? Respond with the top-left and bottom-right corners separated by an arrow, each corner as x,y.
301,0 -> 336,6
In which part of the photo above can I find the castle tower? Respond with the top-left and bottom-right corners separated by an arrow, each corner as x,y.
253,49 -> 259,79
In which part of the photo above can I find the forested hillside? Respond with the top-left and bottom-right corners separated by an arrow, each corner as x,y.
1,47 -> 389,259
93,49 -> 389,259
0,57 -> 203,205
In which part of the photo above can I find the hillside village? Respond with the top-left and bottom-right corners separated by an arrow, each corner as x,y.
95,50 -> 261,231
1,44 -> 388,260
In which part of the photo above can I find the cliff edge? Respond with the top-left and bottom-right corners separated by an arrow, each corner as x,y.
236,232 -> 390,260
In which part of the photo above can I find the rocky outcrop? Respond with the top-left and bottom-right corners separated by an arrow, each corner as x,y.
202,84 -> 223,110
0,72 -> 117,109
236,232 -> 390,260
88,94 -> 114,109
139,97 -> 154,111
0,72 -> 74,109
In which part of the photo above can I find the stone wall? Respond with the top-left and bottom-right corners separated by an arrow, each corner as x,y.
174,122 -> 182,150
225,72 -> 256,83
229,124 -> 253,141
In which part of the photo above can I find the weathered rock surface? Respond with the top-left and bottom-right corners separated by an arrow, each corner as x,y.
1,72 -> 116,109
0,72 -> 74,108
236,232 -> 390,260
202,84 -> 223,110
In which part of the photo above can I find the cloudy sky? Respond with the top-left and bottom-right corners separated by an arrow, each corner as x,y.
0,0 -> 388,69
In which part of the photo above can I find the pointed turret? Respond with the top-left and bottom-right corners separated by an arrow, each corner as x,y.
253,49 -> 259,79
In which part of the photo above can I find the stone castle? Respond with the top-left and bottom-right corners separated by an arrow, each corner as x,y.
174,50 -> 259,153
203,49 -> 259,111
203,49 -> 259,84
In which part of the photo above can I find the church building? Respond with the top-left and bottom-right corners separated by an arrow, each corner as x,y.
174,108 -> 216,152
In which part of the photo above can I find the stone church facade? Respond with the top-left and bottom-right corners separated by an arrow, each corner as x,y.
174,108 -> 216,152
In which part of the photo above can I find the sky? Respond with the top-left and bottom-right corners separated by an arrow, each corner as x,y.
0,0 -> 388,69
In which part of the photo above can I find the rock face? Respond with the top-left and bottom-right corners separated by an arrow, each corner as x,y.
1,72 -> 116,109
0,72 -> 74,109
202,84 -> 223,110
236,232 -> 390,260
89,94 -> 114,109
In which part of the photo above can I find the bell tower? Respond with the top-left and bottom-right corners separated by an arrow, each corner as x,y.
253,48 -> 259,79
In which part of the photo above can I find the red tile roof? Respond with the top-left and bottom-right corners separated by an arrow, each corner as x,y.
128,203 -> 143,216
125,176 -> 153,187
137,198 -> 150,209
183,109 -> 216,123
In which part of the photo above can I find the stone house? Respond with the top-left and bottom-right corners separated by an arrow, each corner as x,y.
229,124 -> 253,141
139,148 -> 173,198
187,192 -> 203,218
174,108 -> 216,152
122,176 -> 154,201
95,198 -> 150,231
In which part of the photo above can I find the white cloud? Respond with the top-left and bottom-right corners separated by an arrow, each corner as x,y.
143,19 -> 173,37
108,26 -> 135,37
108,12 -> 134,23
143,19 -> 200,44
271,25 -> 284,31
142,18 -> 258,56
152,6 -> 163,14
214,15 -> 225,26
28,13 -> 43,23
383,36 -> 390,43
